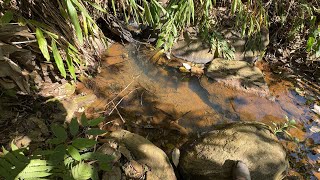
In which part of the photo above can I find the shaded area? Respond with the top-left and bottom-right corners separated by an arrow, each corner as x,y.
0,88 -> 67,147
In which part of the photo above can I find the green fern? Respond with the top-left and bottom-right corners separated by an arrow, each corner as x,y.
0,148 -> 53,179
0,114 -> 112,180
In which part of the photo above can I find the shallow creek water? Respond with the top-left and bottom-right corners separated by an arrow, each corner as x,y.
77,43 -> 320,179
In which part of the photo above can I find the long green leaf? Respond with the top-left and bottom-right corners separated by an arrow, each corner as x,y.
67,0 -> 83,45
69,117 -> 79,136
87,117 -> 104,127
67,145 -> 81,161
72,138 -> 97,149
36,28 -> 50,61
51,39 -> 67,78
66,49 -> 77,80
86,128 -> 107,135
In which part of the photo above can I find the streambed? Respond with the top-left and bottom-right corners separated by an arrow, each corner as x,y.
77,43 -> 319,179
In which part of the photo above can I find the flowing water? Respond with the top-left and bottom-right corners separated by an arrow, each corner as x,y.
77,43 -> 320,179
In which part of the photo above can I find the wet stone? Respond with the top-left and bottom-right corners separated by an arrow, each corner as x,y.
205,58 -> 269,97
172,39 -> 214,64
179,122 -> 288,180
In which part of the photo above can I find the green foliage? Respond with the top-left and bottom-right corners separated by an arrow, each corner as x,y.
208,31 -> 235,60
0,114 -> 112,180
0,144 -> 53,179
231,0 -> 268,37
272,116 -> 297,140
307,26 -> 320,58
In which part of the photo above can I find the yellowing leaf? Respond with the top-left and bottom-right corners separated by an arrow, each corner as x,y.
36,28 -> 50,61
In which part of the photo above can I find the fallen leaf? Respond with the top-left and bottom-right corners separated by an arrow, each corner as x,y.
182,63 -> 191,70
312,104 -> 320,115
172,148 -> 180,167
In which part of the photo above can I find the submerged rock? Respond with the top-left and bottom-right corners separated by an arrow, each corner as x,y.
110,130 -> 177,180
179,122 -> 288,180
205,58 -> 269,97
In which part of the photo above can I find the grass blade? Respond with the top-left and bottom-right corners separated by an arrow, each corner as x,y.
67,0 -> 83,45
51,39 -> 67,78
36,28 -> 50,61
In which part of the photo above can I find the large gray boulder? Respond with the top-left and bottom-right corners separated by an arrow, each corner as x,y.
179,122 -> 288,180
109,130 -> 177,180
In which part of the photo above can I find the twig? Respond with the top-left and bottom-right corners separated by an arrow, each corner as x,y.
104,74 -> 140,109
107,88 -> 139,116
112,101 -> 125,123
11,40 -> 37,45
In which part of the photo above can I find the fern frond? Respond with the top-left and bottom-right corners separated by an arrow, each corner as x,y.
0,150 -> 52,179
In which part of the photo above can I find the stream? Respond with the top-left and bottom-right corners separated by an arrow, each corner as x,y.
77,43 -> 320,179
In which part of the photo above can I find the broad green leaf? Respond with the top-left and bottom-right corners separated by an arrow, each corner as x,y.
87,117 -> 105,127
72,138 -> 97,149
66,50 -> 77,80
71,161 -> 94,180
81,113 -> 88,126
67,0 -> 83,45
36,28 -> 50,61
86,128 -> 107,135
50,145 -> 66,165
51,39 -> 67,78
51,124 -> 68,141
48,138 -> 65,145
69,117 -> 79,136
0,11 -> 13,24
67,145 -> 81,161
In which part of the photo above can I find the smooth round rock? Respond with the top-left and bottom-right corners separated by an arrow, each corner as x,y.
179,122 -> 288,180
110,130 -> 177,180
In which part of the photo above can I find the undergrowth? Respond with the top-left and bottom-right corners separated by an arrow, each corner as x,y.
0,114 -> 112,179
